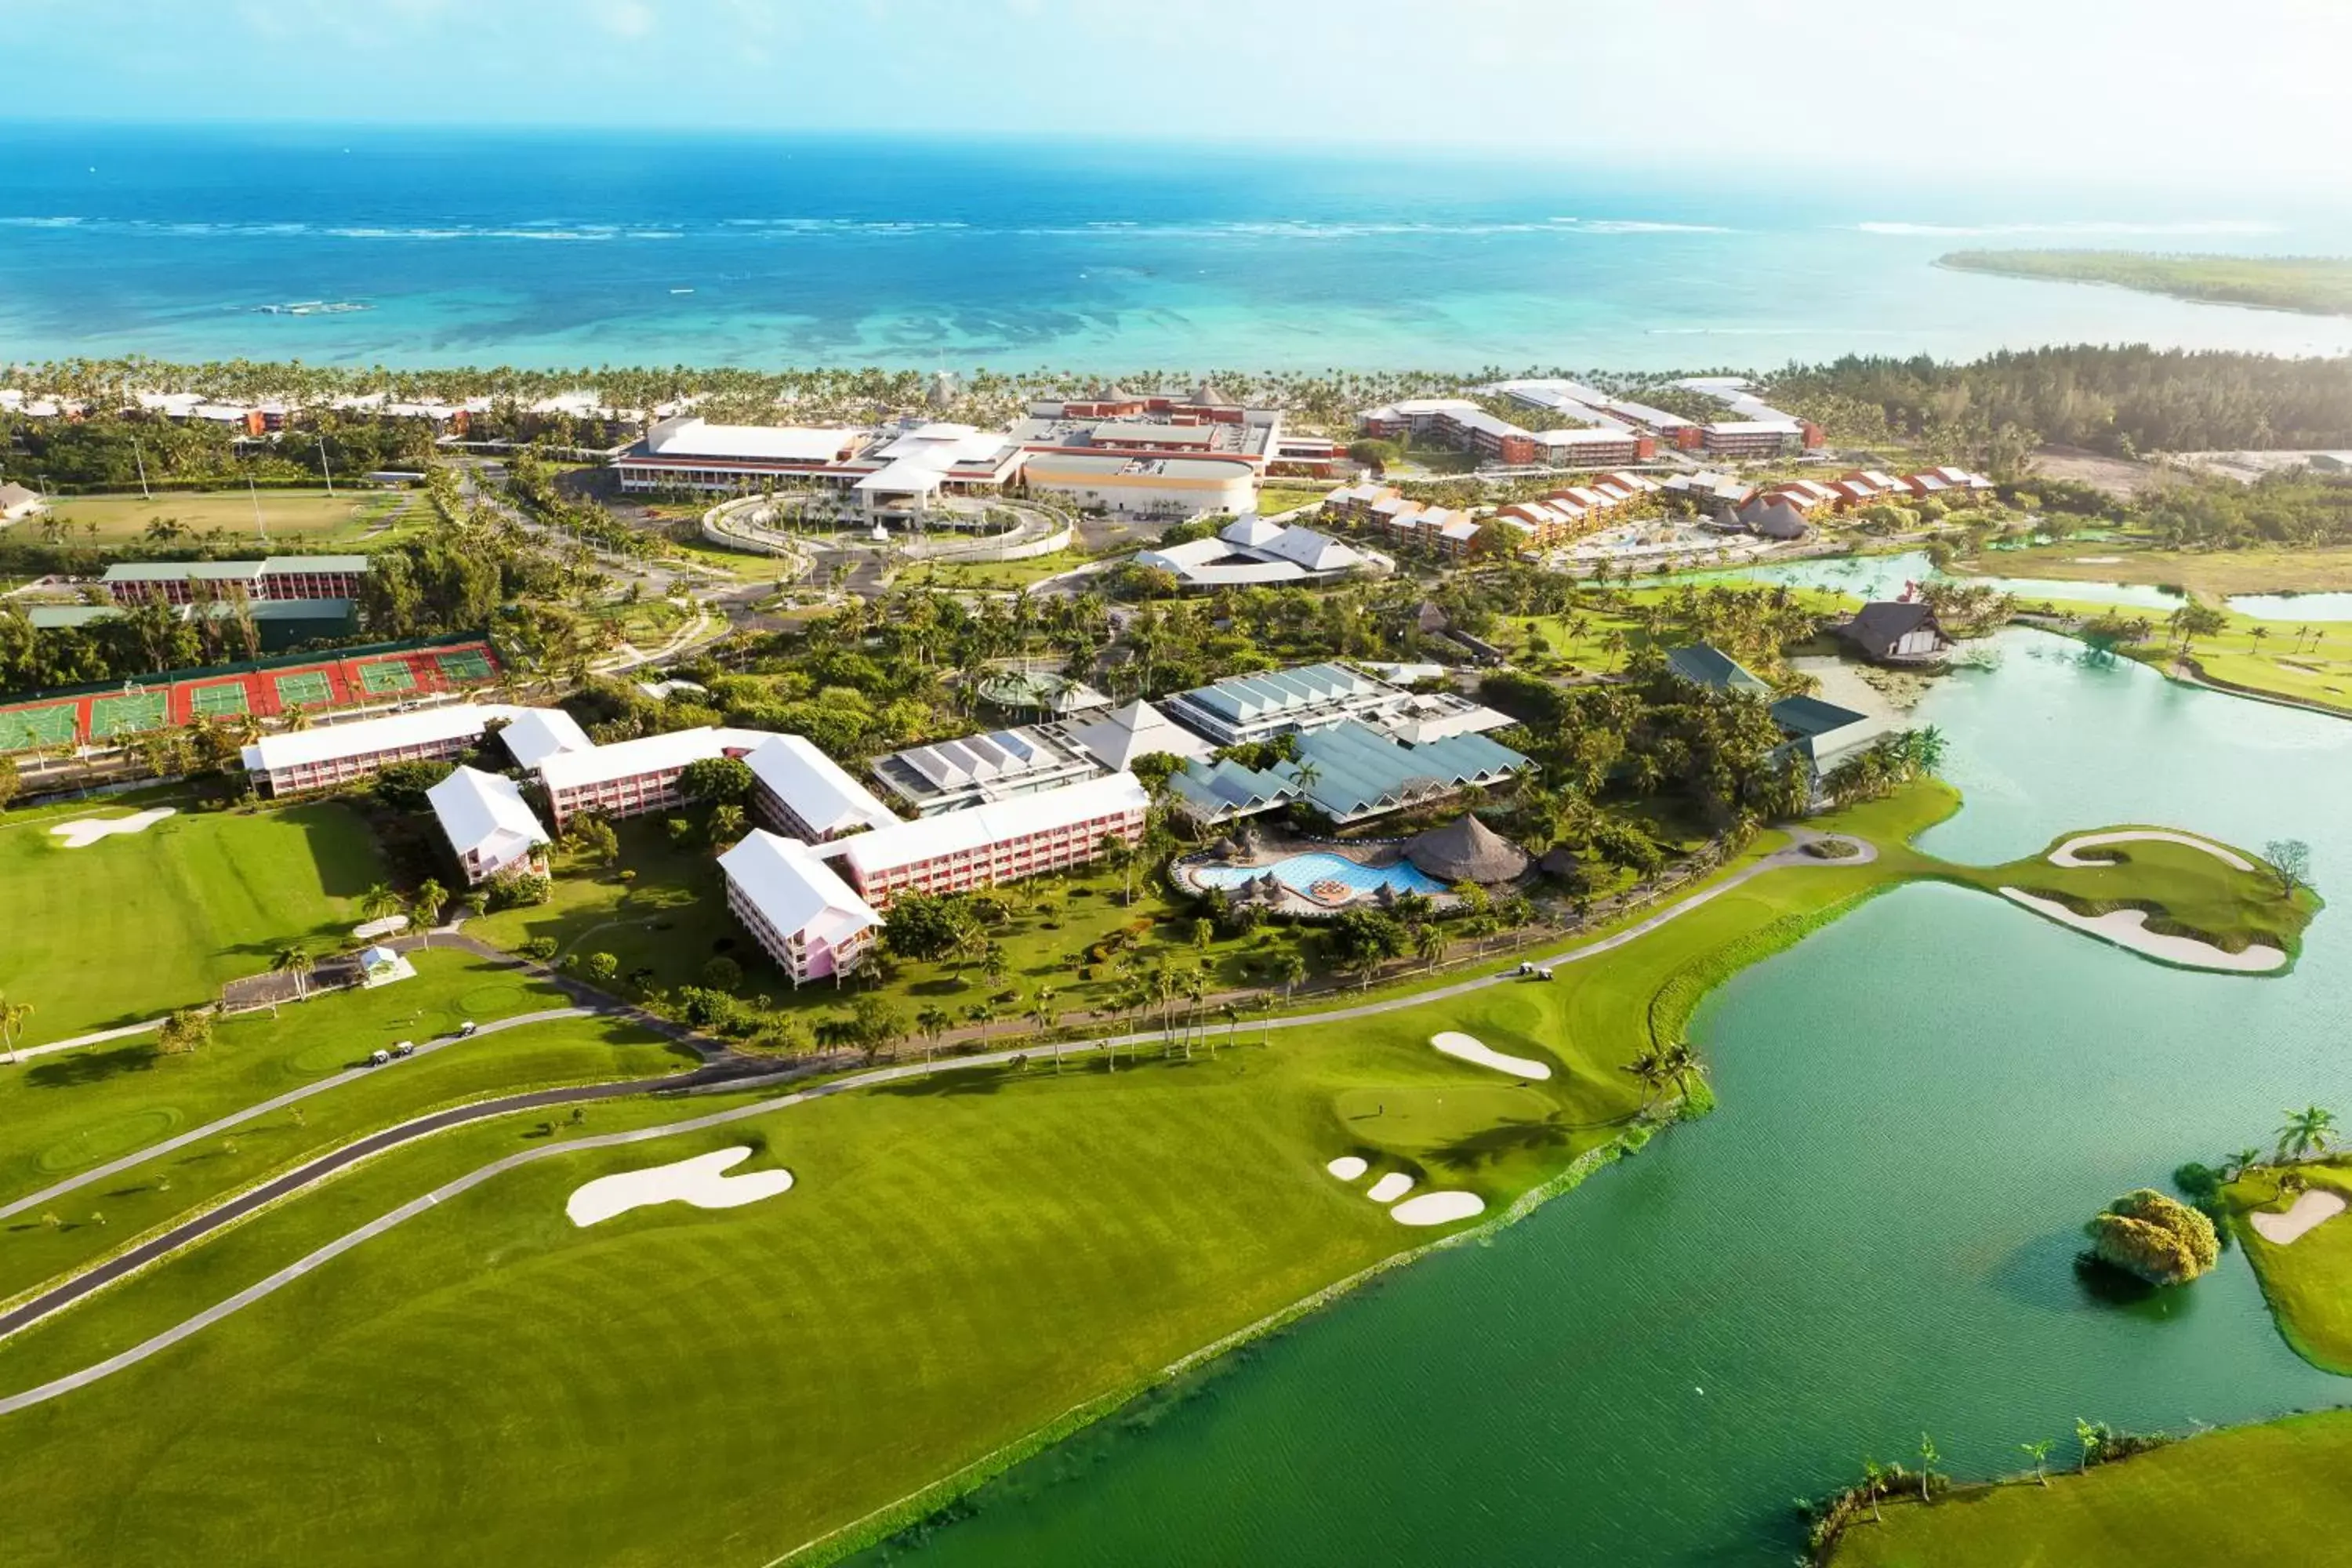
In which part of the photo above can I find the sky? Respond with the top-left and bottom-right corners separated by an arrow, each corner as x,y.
7,0 -> 2351,183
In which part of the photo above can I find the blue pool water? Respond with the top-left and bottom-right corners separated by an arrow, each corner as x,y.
1191,852 -> 1450,898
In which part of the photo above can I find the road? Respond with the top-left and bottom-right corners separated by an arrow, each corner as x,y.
0,832 -> 1871,1409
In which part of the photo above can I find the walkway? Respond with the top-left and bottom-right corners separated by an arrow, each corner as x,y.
0,832 -> 1874,1408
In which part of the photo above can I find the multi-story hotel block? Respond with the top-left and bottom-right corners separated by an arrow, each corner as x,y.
719,829 -> 884,987
426,765 -> 552,885
812,771 -> 1150,909
241,703 -> 507,796
101,555 -> 372,607
535,726 -> 773,829
743,733 -> 904,840
1356,397 -> 1656,469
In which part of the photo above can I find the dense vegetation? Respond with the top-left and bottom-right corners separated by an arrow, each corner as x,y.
1941,250 -> 2352,318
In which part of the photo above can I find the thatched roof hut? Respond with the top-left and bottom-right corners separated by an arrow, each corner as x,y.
1404,813 -> 1531,885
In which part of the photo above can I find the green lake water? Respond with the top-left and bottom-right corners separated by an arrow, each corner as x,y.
871,630 -> 2352,1566
1659,550 -> 2188,611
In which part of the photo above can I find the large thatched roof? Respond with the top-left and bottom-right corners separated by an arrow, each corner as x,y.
1404,813 -> 1530,885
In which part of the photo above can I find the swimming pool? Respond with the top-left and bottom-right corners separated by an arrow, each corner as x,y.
1189,851 -> 1451,899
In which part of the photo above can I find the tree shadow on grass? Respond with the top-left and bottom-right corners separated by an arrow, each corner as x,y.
24,1044 -> 161,1089
873,1066 -> 1011,1098
1432,1115 -> 1577,1170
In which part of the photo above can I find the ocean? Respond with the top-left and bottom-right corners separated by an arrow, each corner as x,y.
2,123 -> 2350,372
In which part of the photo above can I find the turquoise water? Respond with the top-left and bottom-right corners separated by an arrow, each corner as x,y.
876,630 -> 2352,1566
1189,852 -> 1450,899
5,125 -> 2352,370
1668,550 -> 2187,610
2229,592 -> 2352,621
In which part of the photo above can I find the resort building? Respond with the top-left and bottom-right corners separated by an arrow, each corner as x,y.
1662,470 -> 1758,509
1355,397 -> 1657,469
0,482 -> 47,523
100,556 -> 372,607
719,829 -> 885,987
1132,516 -> 1379,589
495,707 -> 596,771
844,422 -> 1030,523
613,418 -> 873,493
1022,451 -> 1259,520
1167,719 -> 1528,826
869,725 -> 1103,816
1373,690 -> 1521,746
1401,812 -> 1534,885
813,771 -> 1151,908
1160,662 -> 1408,748
1664,644 -> 1774,699
740,733 -> 903,842
426,765 -> 552,885
241,703 -> 506,796
1836,602 -> 1954,666
1485,379 -> 1706,449
1164,756 -> 1301,826
1900,466 -> 1996,496
1671,378 -> 1828,453
1769,695 -> 1883,779
1731,495 -> 1812,540
1055,700 -> 1214,772
535,725 -> 772,829
1014,386 -> 1285,474
1323,482 -> 1399,517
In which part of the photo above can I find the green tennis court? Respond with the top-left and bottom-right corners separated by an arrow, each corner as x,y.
357,659 -> 418,694
274,670 -> 334,709
436,648 -> 495,683
89,691 -> 168,738
0,702 -> 81,752
190,683 -> 251,717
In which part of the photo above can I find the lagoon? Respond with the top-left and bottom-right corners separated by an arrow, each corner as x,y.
2227,591 -> 2352,621
879,632 -> 2352,1566
1664,550 -> 2188,611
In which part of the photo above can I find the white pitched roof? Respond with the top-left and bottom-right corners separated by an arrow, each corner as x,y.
1252,526 -> 1365,572
720,830 -> 883,951
426,766 -> 550,859
822,771 -> 1150,881
537,726 -> 767,792
746,734 -> 900,836
647,419 -> 862,462
242,703 -> 509,775
1219,514 -> 1285,547
1063,702 -> 1214,768
498,707 -> 594,771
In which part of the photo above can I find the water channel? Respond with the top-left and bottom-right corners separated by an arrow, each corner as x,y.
875,628 -> 2352,1566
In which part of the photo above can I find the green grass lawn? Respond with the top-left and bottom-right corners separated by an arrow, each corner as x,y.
0,949 -> 691,1302
1953,539 -> 2352,597
35,489 -> 412,547
1257,485 -> 1333,516
898,550 -> 1083,591
0,799 -> 386,1044
2227,1158 -> 2352,1374
1828,1410 -> 2352,1566
0,787 -> 1957,1567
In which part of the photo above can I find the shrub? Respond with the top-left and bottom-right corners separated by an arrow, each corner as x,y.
2088,1189 -> 2220,1285
372,760 -> 456,811
585,952 -> 619,983
487,869 -> 554,909
679,755 -> 755,804
521,936 -> 559,962
701,955 -> 744,992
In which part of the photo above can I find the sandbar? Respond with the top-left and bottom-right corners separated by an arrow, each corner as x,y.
1431,1031 -> 1552,1080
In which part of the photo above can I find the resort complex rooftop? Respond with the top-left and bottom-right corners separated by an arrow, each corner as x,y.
1160,661 -> 1404,747
495,706 -> 595,771
870,725 -> 1103,815
744,733 -> 904,840
1057,700 -> 1214,771
426,764 -> 551,885
1133,515 -> 1379,588
718,829 -> 884,987
1664,644 -> 1774,698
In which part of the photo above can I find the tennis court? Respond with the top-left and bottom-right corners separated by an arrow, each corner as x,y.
189,683 -> 251,718
436,648 -> 495,683
356,659 -> 419,695
89,691 -> 169,739
0,702 -> 82,752
274,670 -> 335,709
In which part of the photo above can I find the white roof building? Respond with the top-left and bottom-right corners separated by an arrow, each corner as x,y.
536,725 -> 772,794
745,733 -> 902,839
641,419 -> 866,463
719,829 -> 884,985
1134,521 -> 1380,590
1059,701 -> 1214,771
870,726 -> 1102,815
497,707 -> 595,771
817,771 -> 1151,887
241,703 -> 510,777
426,765 -> 551,884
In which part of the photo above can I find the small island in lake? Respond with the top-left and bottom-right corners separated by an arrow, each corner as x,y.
1938,250 -> 2352,317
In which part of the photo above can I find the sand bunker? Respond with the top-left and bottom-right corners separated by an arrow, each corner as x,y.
1367,1172 -> 1417,1204
2074,555 -> 2125,564
1998,888 -> 2285,973
1326,1156 -> 1369,1181
1431,1031 -> 1552,1080
566,1146 -> 793,1228
2048,829 -> 2253,872
49,808 -> 176,848
2251,1188 -> 2347,1246
1390,1191 -> 1486,1227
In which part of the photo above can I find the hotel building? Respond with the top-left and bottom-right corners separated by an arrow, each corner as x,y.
101,556 -> 372,607
426,765 -> 552,885
812,771 -> 1150,909
719,830 -> 885,987
745,733 -> 905,841
535,726 -> 773,829
241,704 -> 506,796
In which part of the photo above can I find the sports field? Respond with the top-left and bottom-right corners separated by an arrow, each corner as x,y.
355,659 -> 416,694
0,701 -> 79,752
187,682 -> 249,717
0,800 -> 385,1044
270,670 -> 334,708
34,489 -> 415,547
0,790 -> 1957,1566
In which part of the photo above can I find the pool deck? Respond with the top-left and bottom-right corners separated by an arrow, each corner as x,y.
1174,833 -> 1461,917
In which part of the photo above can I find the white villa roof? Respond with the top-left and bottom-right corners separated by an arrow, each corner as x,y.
745,734 -> 900,837
1062,701 -> 1214,768
647,419 -> 862,463
1219,514 -> 1286,547
242,703 -> 508,774
1250,526 -> 1364,572
537,726 -> 771,792
822,771 -> 1150,881
720,830 -> 883,951
498,707 -> 594,771
426,765 -> 550,860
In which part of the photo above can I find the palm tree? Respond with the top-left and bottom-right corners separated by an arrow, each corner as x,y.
708,802 -> 746,849
2074,1417 -> 2105,1473
2276,1105 -> 2338,1163
358,883 -> 403,926
0,993 -> 33,1064
1029,989 -> 1061,1071
915,1004 -> 953,1062
1916,1433 -> 1939,1502
1274,949 -> 1308,1006
964,1000 -> 996,1047
2020,1438 -> 2053,1487
1098,832 -> 1135,905
411,878 -> 449,947
272,945 -> 316,1002
1414,923 -> 1450,972
2226,1146 -> 2266,1181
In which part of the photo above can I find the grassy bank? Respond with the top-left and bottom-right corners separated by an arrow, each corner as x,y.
1828,1409 -> 2352,1566
2228,1158 -> 2352,1375
1939,250 -> 2352,317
